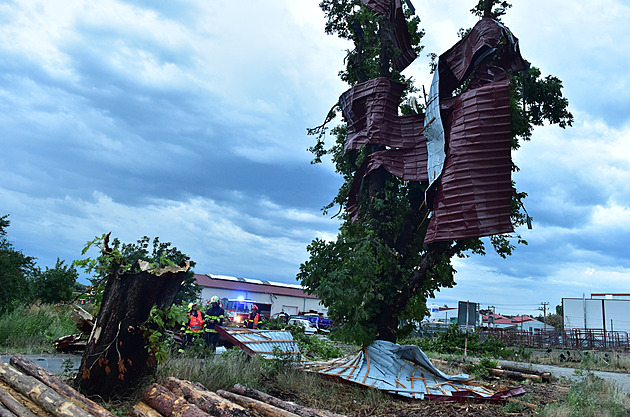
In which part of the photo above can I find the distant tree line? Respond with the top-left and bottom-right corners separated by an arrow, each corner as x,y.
0,214 -> 83,313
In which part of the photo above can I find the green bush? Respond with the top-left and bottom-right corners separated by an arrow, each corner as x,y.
0,303 -> 77,353
402,324 -> 513,358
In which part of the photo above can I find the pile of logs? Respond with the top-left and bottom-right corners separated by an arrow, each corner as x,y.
137,380 -> 346,417
0,354 -> 114,417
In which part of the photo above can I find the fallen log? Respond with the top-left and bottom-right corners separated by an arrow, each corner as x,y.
0,363 -> 93,417
231,384 -> 345,417
165,377 -> 251,417
488,368 -> 542,382
53,334 -> 87,352
133,401 -> 164,417
10,354 -> 114,417
0,385 -> 38,417
0,401 -> 16,417
217,390 -> 300,417
71,305 -> 95,334
143,383 -> 210,417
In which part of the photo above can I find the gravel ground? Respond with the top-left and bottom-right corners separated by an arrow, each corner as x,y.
497,359 -> 630,394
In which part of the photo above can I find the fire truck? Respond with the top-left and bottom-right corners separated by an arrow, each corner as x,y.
223,298 -> 257,326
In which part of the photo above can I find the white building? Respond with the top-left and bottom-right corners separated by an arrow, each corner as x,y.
195,274 -> 327,319
563,294 -> 630,334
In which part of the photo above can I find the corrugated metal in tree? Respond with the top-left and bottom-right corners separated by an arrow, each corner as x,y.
424,78 -> 514,243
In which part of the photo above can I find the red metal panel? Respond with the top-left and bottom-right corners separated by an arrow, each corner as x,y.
359,0 -> 417,71
438,18 -> 527,99
340,77 -> 406,151
424,79 -> 514,244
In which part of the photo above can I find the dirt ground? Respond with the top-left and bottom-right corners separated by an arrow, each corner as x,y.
266,377 -> 569,417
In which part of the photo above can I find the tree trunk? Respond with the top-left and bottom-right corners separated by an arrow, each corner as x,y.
132,401 -> 163,417
231,384 -> 345,417
0,402 -> 15,417
164,377 -> 251,417
216,391 -> 300,417
75,261 -> 190,401
142,383 -> 210,417
0,385 -> 37,417
0,363 -> 93,417
10,354 -> 114,417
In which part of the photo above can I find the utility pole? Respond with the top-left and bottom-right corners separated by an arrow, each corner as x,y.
539,302 -> 549,331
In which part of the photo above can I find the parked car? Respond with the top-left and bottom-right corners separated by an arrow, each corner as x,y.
288,318 -> 317,335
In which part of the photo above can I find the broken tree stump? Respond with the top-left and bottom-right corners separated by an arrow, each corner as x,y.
75,234 -> 191,401
216,390 -> 300,417
0,363 -> 93,417
10,354 -> 114,417
142,383 -> 210,417
165,377 -> 251,417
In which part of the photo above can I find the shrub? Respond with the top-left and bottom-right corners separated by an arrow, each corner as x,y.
0,303 -> 77,353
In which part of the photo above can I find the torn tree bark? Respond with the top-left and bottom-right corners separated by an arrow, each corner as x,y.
75,238 -> 190,400
10,354 -> 114,417
216,390 -> 300,417
0,363 -> 93,417
165,377 -> 251,417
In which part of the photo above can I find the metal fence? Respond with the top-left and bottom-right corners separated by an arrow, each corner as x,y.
481,328 -> 630,351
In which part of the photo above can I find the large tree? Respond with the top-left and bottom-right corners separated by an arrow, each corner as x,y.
0,215 -> 36,313
298,0 -> 573,346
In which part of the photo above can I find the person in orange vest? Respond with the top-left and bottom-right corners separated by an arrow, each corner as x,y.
245,304 -> 260,329
179,302 -> 204,352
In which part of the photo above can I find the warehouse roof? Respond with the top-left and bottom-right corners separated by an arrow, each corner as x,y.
194,274 -> 318,299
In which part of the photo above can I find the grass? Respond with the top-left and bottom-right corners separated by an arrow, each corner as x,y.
541,373 -> 630,416
0,303 -> 77,353
526,349 -> 630,373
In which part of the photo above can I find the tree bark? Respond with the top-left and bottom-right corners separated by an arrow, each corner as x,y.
165,378 -> 251,417
0,385 -> 37,417
0,363 -> 93,417
142,383 -> 210,417
75,261 -> 189,401
10,354 -> 114,417
132,401 -> 164,417
216,391 -> 300,417
231,384 -> 346,417
0,402 -> 15,417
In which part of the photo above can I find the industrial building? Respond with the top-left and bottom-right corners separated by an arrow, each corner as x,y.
194,273 -> 326,319
563,293 -> 630,334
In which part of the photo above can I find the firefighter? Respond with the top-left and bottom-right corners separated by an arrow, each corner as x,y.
204,296 -> 224,352
179,302 -> 204,352
245,304 -> 260,329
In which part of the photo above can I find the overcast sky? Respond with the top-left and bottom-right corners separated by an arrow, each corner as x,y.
1,0 -> 629,318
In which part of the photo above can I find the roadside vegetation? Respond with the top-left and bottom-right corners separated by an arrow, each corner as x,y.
0,303 -> 77,353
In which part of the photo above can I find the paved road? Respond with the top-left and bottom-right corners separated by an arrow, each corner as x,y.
497,360 -> 630,394
1,353 -> 82,375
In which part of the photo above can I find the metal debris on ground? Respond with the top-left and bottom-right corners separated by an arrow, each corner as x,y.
302,340 -> 525,401
216,326 -> 301,359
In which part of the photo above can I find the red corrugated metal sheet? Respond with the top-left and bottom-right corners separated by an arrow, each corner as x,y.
438,18 -> 527,99
359,0 -> 417,71
345,113 -> 428,221
194,274 -> 318,299
340,77 -> 405,151
424,78 -> 513,244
